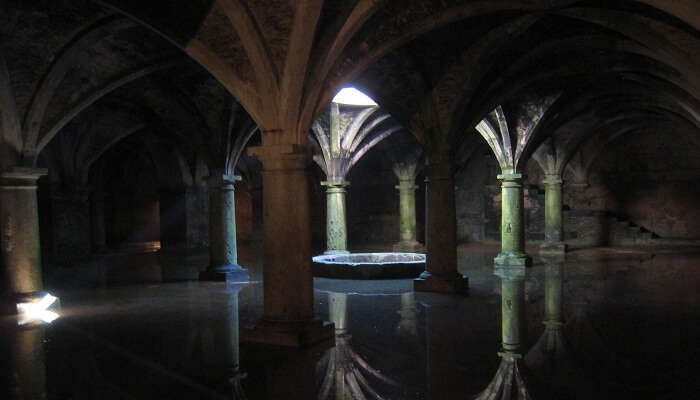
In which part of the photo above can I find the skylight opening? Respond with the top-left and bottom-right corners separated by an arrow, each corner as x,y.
332,87 -> 377,106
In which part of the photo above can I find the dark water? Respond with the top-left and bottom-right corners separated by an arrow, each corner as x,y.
2,246 -> 699,399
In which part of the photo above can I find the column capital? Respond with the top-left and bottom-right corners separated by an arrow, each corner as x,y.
542,174 -> 563,185
497,173 -> 524,188
395,181 -> 418,191
497,172 -> 523,181
0,167 -> 47,188
321,179 -> 349,188
207,174 -> 241,189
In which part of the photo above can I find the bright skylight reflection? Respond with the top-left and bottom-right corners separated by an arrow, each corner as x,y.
332,87 -> 377,106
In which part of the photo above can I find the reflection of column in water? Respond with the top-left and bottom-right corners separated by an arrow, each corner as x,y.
7,326 -> 47,400
424,299 -> 463,399
475,266 -> 534,400
224,283 -> 247,399
525,256 -> 590,398
396,292 -> 418,336
318,292 -> 398,400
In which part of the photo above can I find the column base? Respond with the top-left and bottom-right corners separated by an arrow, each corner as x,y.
323,249 -> 350,255
393,240 -> 425,253
414,272 -> 469,294
494,252 -> 531,268
475,352 -> 536,400
242,318 -> 335,347
539,241 -> 567,255
199,264 -> 250,282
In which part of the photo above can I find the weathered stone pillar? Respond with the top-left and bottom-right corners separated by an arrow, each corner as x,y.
200,174 -> 249,281
321,179 -> 349,254
393,177 -> 422,252
414,154 -> 468,294
494,173 -> 529,267
246,144 -> 333,346
0,168 -> 47,308
50,184 -> 91,264
541,174 -> 566,254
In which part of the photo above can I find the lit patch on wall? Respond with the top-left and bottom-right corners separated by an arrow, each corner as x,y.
17,293 -> 60,325
332,87 -> 377,106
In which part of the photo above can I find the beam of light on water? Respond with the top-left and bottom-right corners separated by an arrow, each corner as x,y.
17,293 -> 60,325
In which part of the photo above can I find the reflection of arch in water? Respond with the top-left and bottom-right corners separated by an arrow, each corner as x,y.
317,292 -> 398,399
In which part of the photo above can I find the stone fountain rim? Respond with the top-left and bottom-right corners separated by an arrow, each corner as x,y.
312,252 -> 426,266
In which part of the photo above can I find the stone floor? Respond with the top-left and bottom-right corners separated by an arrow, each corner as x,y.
2,243 -> 700,399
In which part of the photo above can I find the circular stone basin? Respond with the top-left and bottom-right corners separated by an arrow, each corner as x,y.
312,252 -> 425,279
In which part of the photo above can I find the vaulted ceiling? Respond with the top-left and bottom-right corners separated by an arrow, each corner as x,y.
1,0 -> 698,182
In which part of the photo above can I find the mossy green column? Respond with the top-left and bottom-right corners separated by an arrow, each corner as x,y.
476,267 -> 533,399
494,173 -> 530,268
393,178 -> 422,252
414,154 -> 468,294
200,173 -> 249,282
540,174 -> 566,255
0,168 -> 47,311
321,179 -> 349,255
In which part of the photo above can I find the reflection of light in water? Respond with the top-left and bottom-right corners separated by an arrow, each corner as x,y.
332,87 -> 377,106
17,293 -> 60,325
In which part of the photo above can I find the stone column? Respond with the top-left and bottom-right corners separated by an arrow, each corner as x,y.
393,177 -> 422,252
200,174 -> 249,281
541,174 -> 566,254
494,173 -> 529,267
0,168 -> 47,310
321,179 -> 349,254
246,143 -> 333,347
414,154 -> 468,294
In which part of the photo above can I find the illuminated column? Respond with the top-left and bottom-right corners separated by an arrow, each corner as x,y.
414,153 -> 468,294
246,143 -> 333,347
494,173 -> 529,267
0,168 -> 47,309
200,173 -> 249,281
321,179 -> 349,254
540,174 -> 566,254
393,167 -> 422,252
